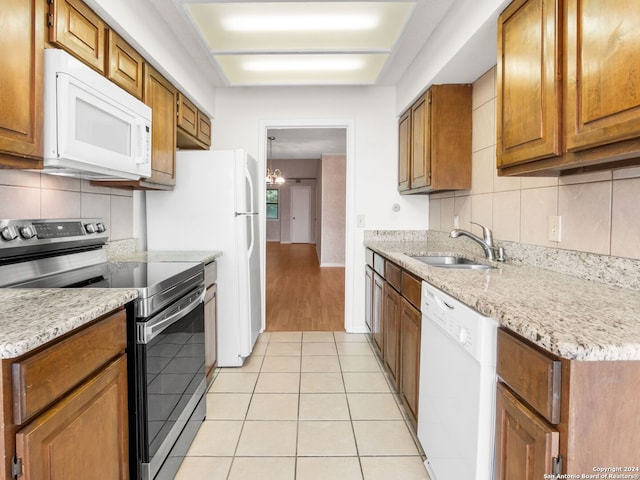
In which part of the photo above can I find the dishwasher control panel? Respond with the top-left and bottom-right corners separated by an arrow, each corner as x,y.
421,281 -> 498,364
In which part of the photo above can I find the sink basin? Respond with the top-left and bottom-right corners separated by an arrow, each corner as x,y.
408,255 -> 495,270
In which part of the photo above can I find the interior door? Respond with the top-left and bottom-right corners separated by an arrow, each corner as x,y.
290,185 -> 311,243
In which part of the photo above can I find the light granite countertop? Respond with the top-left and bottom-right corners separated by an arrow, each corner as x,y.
365,240 -> 640,361
109,250 -> 222,264
0,289 -> 138,359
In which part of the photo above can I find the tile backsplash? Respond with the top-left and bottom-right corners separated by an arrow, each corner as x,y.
429,67 -> 640,261
0,170 -> 133,241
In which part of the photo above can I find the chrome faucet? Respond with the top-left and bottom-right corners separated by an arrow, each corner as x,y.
450,222 -> 505,262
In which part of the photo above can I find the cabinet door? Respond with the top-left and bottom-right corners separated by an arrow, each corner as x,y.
365,266 -> 373,333
106,29 -> 144,100
49,0 -> 105,73
16,356 -> 129,480
143,64 -> 177,186
197,111 -> 212,147
177,92 -> 198,137
400,298 -> 420,423
205,284 -> 217,385
497,0 -> 562,167
0,0 -> 43,164
495,382 -> 559,480
383,283 -> 401,389
410,92 -> 431,189
372,273 -> 384,355
398,110 -> 411,191
565,0 -> 640,152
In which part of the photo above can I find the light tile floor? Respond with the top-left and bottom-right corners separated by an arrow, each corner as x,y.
176,331 -> 431,480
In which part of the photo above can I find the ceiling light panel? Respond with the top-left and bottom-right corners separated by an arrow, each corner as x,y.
186,2 -> 415,52
215,53 -> 388,85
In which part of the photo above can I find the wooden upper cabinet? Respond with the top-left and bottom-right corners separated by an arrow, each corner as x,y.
48,0 -> 105,74
177,92 -> 212,150
398,110 -> 411,191
497,0 -> 562,168
564,0 -> 640,152
106,29 -> 144,100
143,65 -> 177,187
499,0 -> 640,175
0,0 -> 43,167
411,92 -> 430,190
398,84 -> 471,194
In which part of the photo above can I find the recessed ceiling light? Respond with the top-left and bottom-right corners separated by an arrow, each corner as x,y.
222,14 -> 379,32
243,58 -> 365,72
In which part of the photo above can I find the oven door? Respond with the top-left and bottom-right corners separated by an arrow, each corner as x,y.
136,285 -> 206,480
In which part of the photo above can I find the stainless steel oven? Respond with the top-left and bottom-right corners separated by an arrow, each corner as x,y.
0,218 -> 207,480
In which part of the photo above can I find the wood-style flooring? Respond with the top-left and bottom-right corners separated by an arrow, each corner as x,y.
266,242 -> 345,332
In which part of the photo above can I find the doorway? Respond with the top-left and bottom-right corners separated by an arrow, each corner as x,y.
262,125 -> 349,332
290,186 -> 311,243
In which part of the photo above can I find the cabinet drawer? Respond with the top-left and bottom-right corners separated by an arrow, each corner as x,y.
401,271 -> 421,310
497,328 -> 561,424
385,261 -> 401,292
12,309 -> 127,425
373,253 -> 385,276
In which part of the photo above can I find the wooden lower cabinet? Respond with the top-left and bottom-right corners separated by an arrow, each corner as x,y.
364,266 -> 373,334
400,298 -> 421,424
0,309 -> 129,480
494,382 -> 559,480
15,356 -> 128,480
371,273 -> 384,354
382,283 -> 401,389
204,283 -> 218,385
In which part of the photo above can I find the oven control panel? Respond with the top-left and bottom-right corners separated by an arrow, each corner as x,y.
0,218 -> 109,255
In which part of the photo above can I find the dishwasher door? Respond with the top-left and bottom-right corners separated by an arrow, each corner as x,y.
418,282 -> 498,480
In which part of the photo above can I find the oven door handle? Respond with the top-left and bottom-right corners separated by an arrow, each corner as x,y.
137,285 -> 206,344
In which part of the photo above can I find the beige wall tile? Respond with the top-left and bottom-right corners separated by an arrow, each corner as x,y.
611,178 -> 640,259
454,194 -> 472,230
110,194 -> 134,240
472,99 -> 496,152
613,166 -> 640,180
472,67 -> 496,110
470,146 -> 494,194
558,182 -> 612,255
493,161 -> 522,192
493,191 -> 520,242
521,176 -> 559,189
0,171 -> 41,188
40,174 -> 81,192
520,187 -> 559,247
428,198 -> 441,231
440,197 -> 455,231
41,189 -> 81,218
81,179 -> 111,194
471,193 -> 493,230
81,193 -> 111,230
0,186 -> 40,218
559,170 -> 612,185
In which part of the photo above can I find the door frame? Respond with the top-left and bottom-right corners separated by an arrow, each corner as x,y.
290,185 -> 312,243
259,119 -> 355,333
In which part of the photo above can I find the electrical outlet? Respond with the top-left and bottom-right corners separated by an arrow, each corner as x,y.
548,216 -> 562,242
453,215 -> 460,229
357,214 -> 365,228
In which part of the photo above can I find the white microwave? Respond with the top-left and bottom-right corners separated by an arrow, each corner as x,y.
43,49 -> 152,180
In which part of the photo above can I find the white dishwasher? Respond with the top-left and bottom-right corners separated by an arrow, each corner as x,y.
418,282 -> 498,480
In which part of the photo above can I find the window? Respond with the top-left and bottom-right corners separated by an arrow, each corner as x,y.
266,189 -> 279,219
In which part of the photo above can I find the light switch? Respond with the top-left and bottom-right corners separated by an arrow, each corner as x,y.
357,214 -> 365,228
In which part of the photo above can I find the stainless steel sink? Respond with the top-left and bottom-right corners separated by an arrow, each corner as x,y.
408,255 -> 495,270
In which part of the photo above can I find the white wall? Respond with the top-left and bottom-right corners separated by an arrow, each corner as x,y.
212,86 -> 429,332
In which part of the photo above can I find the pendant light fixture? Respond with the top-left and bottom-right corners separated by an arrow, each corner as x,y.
266,135 -> 285,184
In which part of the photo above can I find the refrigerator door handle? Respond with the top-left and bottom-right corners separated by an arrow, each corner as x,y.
235,212 -> 259,216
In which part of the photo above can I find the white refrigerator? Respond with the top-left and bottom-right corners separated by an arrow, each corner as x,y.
146,149 -> 262,367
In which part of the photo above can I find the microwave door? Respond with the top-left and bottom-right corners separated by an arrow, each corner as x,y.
54,73 -> 149,179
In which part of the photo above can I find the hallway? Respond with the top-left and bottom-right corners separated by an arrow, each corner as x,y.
266,243 -> 344,331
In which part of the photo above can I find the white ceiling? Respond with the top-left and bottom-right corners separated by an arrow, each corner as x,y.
149,0 -> 457,87
267,128 -> 346,160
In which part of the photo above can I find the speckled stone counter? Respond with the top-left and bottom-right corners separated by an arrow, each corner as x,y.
365,240 -> 640,361
0,289 -> 138,359
109,250 -> 222,264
